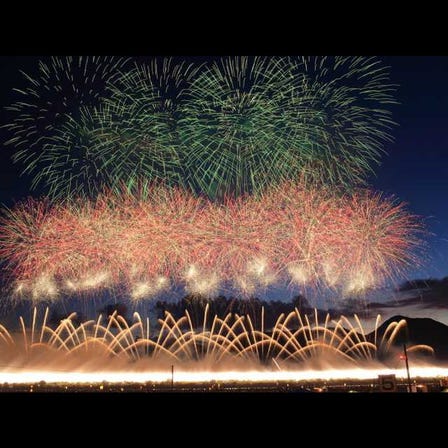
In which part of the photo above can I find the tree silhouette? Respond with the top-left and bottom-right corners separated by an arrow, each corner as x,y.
99,302 -> 129,327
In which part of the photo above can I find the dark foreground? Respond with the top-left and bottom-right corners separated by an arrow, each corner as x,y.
1,377 -> 447,393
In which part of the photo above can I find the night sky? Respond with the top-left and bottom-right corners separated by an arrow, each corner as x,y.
0,56 -> 447,282
369,57 -> 448,280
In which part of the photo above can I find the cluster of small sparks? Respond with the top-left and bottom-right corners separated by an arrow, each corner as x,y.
0,181 -> 421,301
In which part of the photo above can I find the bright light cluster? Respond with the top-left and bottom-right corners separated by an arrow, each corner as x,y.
2,368 -> 447,385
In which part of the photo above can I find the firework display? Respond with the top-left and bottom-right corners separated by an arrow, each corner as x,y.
180,56 -> 395,197
0,182 -> 421,301
3,56 -> 395,200
0,56 -> 442,392
3,57 -> 130,194
0,55 -> 422,305
0,307 -> 434,367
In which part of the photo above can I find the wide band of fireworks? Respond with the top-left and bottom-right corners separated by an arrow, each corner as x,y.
0,307 -> 434,368
0,181 -> 421,300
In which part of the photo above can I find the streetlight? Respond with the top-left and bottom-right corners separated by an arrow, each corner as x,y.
401,343 -> 412,393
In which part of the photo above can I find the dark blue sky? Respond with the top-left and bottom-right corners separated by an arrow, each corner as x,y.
369,56 -> 448,280
0,56 -> 447,281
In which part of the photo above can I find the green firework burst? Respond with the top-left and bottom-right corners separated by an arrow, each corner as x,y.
3,56 -> 396,200
179,56 -> 396,198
